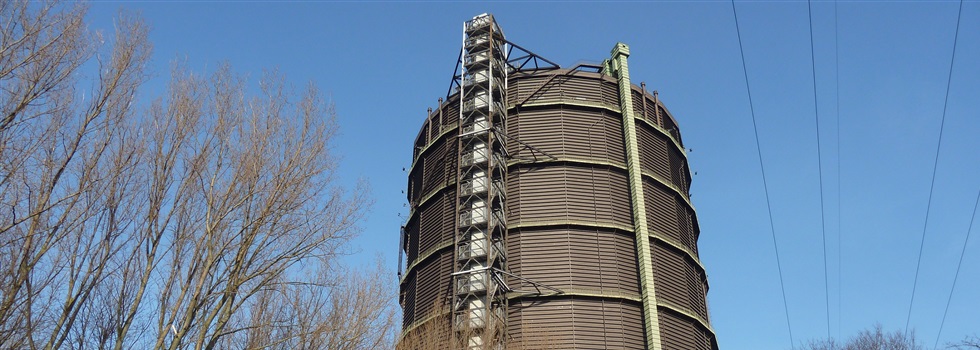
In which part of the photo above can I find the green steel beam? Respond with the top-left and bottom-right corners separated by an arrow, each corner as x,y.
610,42 -> 663,350
505,291 -> 715,335
398,308 -> 452,343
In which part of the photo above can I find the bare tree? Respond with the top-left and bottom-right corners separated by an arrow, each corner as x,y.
948,335 -> 980,349
137,62 -> 375,350
1,1 -> 150,348
396,302 -> 452,350
801,324 -> 923,350
1,1 -> 394,349
214,259 -> 396,350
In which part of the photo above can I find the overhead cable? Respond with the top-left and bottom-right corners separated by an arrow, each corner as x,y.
833,0 -> 843,340
730,0 -> 795,346
934,187 -> 980,349
806,0 -> 833,339
905,0 -> 964,336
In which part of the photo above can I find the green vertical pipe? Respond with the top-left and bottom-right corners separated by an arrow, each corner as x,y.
610,42 -> 663,350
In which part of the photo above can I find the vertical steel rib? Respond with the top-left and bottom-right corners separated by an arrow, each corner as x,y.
609,43 -> 663,350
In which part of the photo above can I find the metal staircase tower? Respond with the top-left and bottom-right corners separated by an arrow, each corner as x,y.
452,13 -> 509,350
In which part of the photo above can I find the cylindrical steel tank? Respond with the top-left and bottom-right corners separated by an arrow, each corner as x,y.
401,50 -> 716,350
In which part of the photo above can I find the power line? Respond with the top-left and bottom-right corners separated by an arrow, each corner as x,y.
833,0 -> 842,340
930,5 -> 969,346
904,0 -> 964,337
806,0 -> 832,339
730,1 -> 795,346
934,187 -> 980,349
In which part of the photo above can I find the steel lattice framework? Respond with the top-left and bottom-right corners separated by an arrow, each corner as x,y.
452,13 -> 508,350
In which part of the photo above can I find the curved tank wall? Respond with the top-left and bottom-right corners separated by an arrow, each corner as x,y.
400,68 -> 717,349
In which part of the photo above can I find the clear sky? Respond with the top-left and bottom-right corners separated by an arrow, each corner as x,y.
86,1 -> 979,349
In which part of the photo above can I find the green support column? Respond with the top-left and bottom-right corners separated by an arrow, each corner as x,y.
609,42 -> 663,350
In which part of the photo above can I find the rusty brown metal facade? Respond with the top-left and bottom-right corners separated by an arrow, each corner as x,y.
400,25 -> 717,349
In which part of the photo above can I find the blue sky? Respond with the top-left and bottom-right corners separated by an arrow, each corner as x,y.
87,1 -> 979,349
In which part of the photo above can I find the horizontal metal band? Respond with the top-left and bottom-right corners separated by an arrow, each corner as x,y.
400,221 -> 708,289
503,290 -> 715,335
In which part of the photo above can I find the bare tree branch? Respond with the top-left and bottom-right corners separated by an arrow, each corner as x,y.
1,2 -> 393,349
801,324 -> 923,350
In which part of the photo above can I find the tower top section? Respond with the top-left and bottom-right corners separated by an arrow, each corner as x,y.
611,42 -> 630,58
465,13 -> 504,38
445,13 -> 559,101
